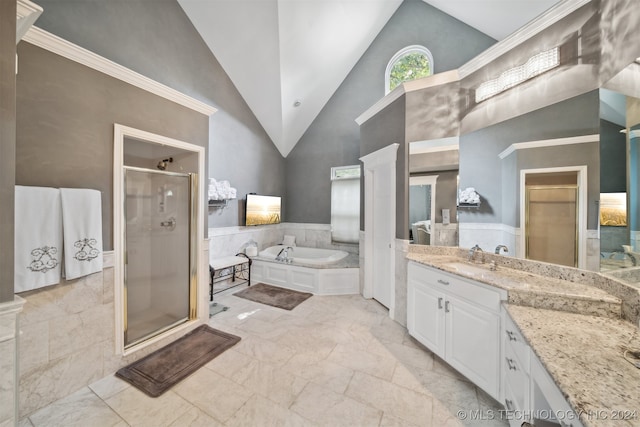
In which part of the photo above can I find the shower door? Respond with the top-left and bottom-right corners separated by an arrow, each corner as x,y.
123,167 -> 195,347
525,185 -> 578,267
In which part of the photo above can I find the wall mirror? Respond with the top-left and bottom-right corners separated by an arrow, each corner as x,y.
408,137 -> 459,247
408,58 -> 640,274
599,61 -> 640,274
450,58 -> 640,271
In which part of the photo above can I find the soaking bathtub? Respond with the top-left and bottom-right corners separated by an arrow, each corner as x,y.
252,245 -> 358,295
258,245 -> 349,265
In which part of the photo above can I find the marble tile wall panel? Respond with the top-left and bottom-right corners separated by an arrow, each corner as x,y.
394,239 -> 410,327
209,223 -> 360,259
0,339 -> 16,424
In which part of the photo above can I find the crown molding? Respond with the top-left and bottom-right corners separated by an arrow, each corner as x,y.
16,0 -> 43,43
498,134 -> 598,159
458,0 -> 591,79
21,26 -> 217,116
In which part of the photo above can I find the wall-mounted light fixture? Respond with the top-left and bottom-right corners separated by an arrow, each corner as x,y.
475,46 -> 560,103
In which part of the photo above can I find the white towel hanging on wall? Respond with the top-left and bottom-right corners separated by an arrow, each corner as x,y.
60,188 -> 103,280
14,186 -> 63,292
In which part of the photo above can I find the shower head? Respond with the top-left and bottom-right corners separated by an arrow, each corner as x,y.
157,157 -> 173,170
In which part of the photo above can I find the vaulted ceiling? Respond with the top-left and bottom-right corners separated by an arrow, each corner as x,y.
178,0 -> 561,157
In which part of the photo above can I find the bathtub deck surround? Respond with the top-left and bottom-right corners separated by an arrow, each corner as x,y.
210,223 -> 360,296
250,249 -> 359,296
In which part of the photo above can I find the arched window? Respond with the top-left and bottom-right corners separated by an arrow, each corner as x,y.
385,45 -> 433,94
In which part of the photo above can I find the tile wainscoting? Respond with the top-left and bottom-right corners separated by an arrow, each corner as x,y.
209,223 -> 359,259
16,249 -> 208,418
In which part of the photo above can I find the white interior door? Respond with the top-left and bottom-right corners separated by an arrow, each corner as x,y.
372,163 -> 393,307
361,143 -> 398,314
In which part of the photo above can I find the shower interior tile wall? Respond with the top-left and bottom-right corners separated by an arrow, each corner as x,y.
208,223 -> 359,259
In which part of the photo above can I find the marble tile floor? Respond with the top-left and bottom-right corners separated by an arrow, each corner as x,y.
19,291 -> 508,427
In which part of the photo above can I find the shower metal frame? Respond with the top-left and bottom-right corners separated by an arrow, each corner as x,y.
524,184 -> 579,267
122,166 -> 198,349
518,165 -> 588,269
113,124 -> 206,357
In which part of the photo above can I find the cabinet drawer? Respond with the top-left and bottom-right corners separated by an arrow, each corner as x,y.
504,341 -> 529,413
417,264 -> 502,312
504,312 -> 530,367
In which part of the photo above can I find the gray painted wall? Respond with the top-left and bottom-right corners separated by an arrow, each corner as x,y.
32,0 -> 286,228
459,91 -> 600,228
16,43 -> 209,250
0,0 -> 16,303
288,0 -> 495,227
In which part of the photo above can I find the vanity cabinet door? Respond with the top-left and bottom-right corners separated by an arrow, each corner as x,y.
408,276 -> 446,358
445,294 -> 501,400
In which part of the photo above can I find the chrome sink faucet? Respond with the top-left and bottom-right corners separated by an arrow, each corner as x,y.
495,245 -> 509,255
468,244 -> 483,263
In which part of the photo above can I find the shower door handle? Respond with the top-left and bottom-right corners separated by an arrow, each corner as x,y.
160,217 -> 176,230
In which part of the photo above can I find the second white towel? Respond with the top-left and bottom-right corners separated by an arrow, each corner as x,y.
60,188 -> 103,280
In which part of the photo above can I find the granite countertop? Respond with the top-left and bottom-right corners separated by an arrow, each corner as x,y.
407,253 -> 622,318
407,248 -> 638,426
506,304 -> 640,427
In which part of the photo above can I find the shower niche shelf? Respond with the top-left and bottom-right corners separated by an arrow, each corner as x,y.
209,253 -> 251,299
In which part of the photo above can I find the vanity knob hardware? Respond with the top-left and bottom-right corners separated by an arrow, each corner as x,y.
504,398 -> 513,411
437,279 -> 450,285
506,357 -> 517,370
506,330 -> 517,341
445,300 -> 450,313
438,297 -> 443,309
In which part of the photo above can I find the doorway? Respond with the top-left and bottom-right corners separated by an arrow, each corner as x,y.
114,124 -> 206,355
409,175 -> 438,245
520,168 -> 586,268
123,167 -> 195,347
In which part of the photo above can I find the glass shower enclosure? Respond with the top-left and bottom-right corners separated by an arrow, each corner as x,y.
123,166 -> 196,348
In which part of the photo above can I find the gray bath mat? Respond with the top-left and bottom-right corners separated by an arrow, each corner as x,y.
233,282 -> 312,310
115,325 -> 240,397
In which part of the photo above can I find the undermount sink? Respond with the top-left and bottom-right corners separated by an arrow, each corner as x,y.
445,262 -> 494,278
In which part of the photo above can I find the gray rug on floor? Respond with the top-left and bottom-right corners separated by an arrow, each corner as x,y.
115,325 -> 240,397
233,282 -> 312,310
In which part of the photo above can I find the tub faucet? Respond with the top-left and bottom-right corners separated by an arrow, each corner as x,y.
276,246 -> 294,263
468,244 -> 483,263
495,245 -> 509,255
285,246 -> 294,263
275,247 -> 287,262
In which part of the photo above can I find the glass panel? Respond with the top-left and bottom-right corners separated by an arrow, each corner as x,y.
526,186 -> 578,267
331,178 -> 360,243
124,168 -> 190,347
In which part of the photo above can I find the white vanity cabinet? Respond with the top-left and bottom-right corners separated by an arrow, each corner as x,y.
407,261 -> 505,400
502,308 -> 585,427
